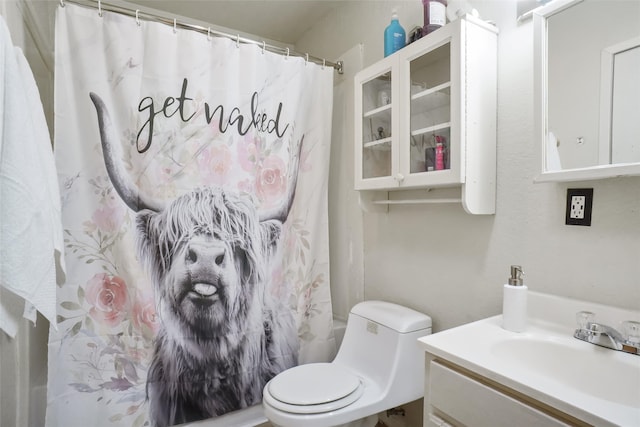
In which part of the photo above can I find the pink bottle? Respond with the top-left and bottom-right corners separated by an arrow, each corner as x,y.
435,139 -> 445,170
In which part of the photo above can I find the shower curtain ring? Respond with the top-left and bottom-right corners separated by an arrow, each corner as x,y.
262,41 -> 266,54
236,34 -> 240,48
173,18 -> 177,33
98,0 -> 102,17
135,10 -> 140,26
322,59 -> 326,69
305,53 -> 309,65
285,48 -> 289,60
207,27 -> 211,41
59,0 -> 65,8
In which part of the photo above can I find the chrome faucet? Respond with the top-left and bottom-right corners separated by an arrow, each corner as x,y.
573,311 -> 640,356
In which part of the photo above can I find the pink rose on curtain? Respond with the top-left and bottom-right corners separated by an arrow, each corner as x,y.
132,293 -> 159,338
85,273 -> 130,327
256,154 -> 287,207
91,199 -> 126,233
237,135 -> 261,172
197,144 -> 232,185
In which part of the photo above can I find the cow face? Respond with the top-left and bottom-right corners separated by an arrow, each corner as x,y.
136,188 -> 266,339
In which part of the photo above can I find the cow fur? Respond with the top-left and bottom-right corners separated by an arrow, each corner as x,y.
139,188 -> 299,426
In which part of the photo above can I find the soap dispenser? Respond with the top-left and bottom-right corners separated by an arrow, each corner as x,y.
502,265 -> 527,332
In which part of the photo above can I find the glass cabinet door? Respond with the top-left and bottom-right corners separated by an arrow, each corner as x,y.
361,71 -> 393,180
407,41 -> 452,176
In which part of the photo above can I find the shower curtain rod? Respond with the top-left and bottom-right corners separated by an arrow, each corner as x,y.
58,0 -> 344,74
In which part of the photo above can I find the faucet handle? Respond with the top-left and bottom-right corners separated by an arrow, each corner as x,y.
576,311 -> 595,330
622,320 -> 640,345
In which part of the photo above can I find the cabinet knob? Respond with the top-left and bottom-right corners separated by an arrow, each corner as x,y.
395,173 -> 405,182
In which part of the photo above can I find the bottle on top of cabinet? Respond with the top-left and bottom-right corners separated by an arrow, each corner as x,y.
384,9 -> 406,57
422,0 -> 447,34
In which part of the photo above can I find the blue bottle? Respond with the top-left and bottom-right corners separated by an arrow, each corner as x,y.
384,9 -> 406,57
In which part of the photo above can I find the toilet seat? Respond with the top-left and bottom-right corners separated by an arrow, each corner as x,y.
264,363 -> 364,415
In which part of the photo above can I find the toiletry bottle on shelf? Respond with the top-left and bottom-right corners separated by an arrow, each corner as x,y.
502,265 -> 527,333
435,137 -> 445,170
384,9 -> 406,57
425,146 -> 435,171
422,0 -> 447,35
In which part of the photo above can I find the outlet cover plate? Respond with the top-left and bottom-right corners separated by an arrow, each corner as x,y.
566,188 -> 593,226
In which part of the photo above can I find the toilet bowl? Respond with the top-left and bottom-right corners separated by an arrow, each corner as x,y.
262,301 -> 432,427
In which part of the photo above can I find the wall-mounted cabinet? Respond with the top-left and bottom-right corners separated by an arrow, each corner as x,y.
354,15 -> 498,214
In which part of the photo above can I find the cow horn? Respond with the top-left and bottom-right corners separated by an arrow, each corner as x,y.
259,136 -> 304,224
89,93 -> 165,213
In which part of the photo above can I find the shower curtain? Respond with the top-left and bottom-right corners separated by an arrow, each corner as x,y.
47,4 -> 334,426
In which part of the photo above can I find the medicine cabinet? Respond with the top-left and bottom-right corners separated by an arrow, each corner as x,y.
354,15 -> 498,214
533,0 -> 640,182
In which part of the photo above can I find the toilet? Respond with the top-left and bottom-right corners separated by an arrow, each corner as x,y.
262,301 -> 432,427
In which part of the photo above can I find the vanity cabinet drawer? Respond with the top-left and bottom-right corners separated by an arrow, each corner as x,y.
428,361 -> 572,427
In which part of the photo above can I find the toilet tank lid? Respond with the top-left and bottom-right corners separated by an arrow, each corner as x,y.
350,301 -> 432,332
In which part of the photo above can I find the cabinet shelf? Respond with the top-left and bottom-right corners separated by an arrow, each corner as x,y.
363,103 -> 392,118
373,197 -> 461,205
358,188 -> 465,213
411,81 -> 451,101
410,82 -> 451,116
364,137 -> 392,150
411,122 -> 451,138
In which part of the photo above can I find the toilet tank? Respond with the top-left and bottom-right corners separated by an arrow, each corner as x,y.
333,301 -> 432,406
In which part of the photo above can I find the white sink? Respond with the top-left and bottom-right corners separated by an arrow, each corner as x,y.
419,292 -> 640,427
491,337 -> 640,408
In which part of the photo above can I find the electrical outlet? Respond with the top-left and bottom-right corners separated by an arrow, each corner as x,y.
565,188 -> 593,226
570,195 -> 586,219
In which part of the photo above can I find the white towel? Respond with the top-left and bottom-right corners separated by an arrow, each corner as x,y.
0,16 -> 64,337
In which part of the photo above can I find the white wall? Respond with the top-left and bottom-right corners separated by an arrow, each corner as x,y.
296,0 -> 640,332
327,44 -> 366,322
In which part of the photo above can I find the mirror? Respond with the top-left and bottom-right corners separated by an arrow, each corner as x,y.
534,0 -> 640,182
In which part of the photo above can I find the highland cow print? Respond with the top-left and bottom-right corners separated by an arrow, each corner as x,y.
48,5 -> 333,427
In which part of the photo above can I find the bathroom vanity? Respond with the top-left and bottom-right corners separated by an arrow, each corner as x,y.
418,292 -> 640,427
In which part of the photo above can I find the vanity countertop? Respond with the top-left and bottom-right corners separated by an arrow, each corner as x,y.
418,292 -> 640,427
